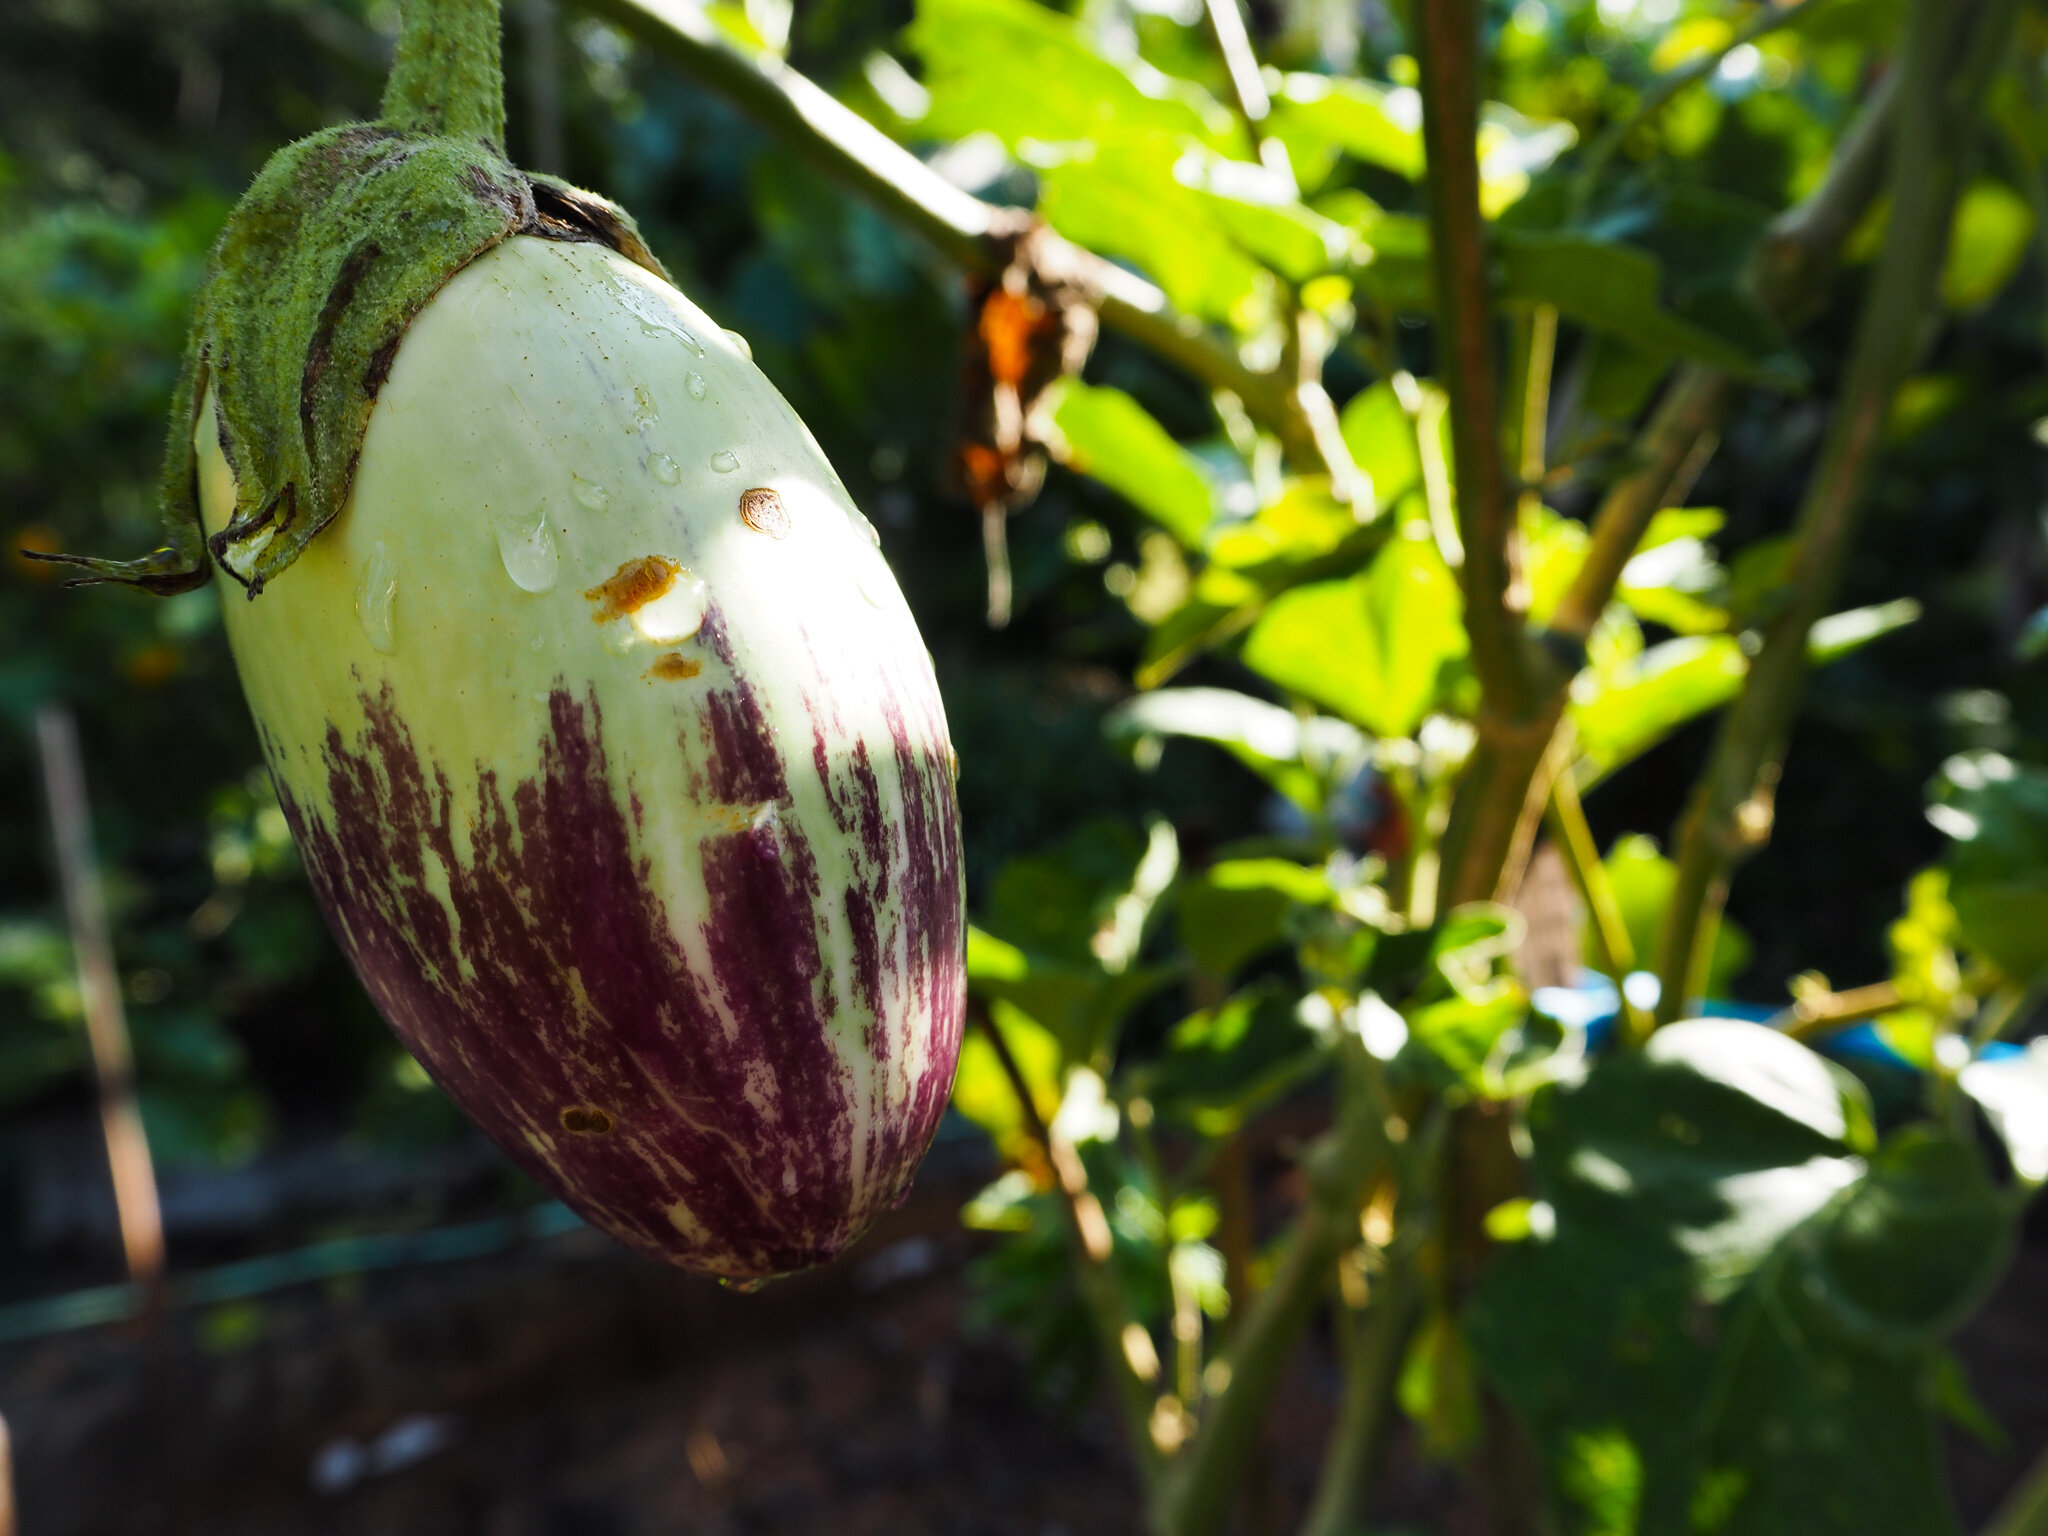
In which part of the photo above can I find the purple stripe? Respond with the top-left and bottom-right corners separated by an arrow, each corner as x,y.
272,674 -> 959,1278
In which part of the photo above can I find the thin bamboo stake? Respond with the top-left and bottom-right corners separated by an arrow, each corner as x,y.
34,706 -> 166,1323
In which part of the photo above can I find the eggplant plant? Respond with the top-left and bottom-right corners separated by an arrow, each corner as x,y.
573,0 -> 2046,1528
24,0 -> 2048,1529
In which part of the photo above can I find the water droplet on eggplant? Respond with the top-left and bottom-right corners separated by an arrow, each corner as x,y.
355,540 -> 397,653
710,451 -> 740,475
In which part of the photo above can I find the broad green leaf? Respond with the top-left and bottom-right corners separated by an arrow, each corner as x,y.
1048,381 -> 1215,547
1498,235 -> 1763,375
1338,381 -> 1423,507
906,0 -> 1232,150
951,995 -> 1061,1157
1173,148 -> 1354,281
1524,504 -> 1592,626
1960,1039 -> 2048,1183
1241,527 -> 1465,738
1265,74 -> 1425,184
1135,983 -> 1327,1131
1036,137 -> 1273,324
1179,858 -> 1336,977
1616,534 -> 1729,635
1469,1023 -> 2009,1536
1932,753 -> 2048,983
1942,180 -> 2033,310
1572,635 -> 1746,779
1105,687 -> 1366,811
1206,479 -> 1365,569
1808,598 -> 1921,662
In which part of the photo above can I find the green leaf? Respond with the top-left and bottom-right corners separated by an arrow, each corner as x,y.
1592,835 -> 1751,1000
1572,636 -> 1747,780
1468,1023 -> 2010,1536
1497,235 -> 1766,376
1265,74 -> 1425,184
1035,137 -> 1273,325
1207,479 -> 1367,570
1135,983 -> 1327,1131
1105,686 -> 1366,810
1241,526 -> 1466,738
1048,381 -> 1216,546
1942,180 -> 2033,310
1960,1040 -> 2048,1183
951,995 -> 1061,1157
1933,754 -> 2048,982
1339,381 -> 1424,508
1179,858 -> 1335,978
905,0 -> 1232,150
1808,598 -> 1921,662
1616,534 -> 1729,636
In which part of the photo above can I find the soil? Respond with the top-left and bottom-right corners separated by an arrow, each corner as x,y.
2,1150 -> 2043,1536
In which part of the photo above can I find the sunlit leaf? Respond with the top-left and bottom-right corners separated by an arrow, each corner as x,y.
1572,636 -> 1746,778
1931,753 -> 2048,983
1104,687 -> 1365,810
1048,380 -> 1215,546
1179,858 -> 1335,978
1469,1023 -> 2009,1536
1942,180 -> 2033,310
906,0 -> 1233,150
1241,526 -> 1465,738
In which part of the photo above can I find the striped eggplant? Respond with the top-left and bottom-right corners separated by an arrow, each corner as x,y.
42,0 -> 965,1279
201,237 -> 964,1278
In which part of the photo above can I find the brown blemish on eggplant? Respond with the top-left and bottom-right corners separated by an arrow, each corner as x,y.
560,1104 -> 615,1136
584,555 -> 679,622
739,488 -> 789,540
646,653 -> 702,682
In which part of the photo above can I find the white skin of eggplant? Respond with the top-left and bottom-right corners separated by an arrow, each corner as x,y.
194,235 -> 954,1222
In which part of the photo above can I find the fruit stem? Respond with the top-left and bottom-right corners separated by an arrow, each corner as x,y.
381,0 -> 508,147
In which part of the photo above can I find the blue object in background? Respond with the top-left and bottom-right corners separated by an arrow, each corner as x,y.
1531,973 -> 2023,1068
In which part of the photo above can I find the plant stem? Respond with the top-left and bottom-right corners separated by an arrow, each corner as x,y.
382,0 -> 508,144
1201,0 -> 1283,173
1437,69 -> 1901,910
1545,755 -> 1655,1044
1151,1045 -> 1388,1536
971,1002 -> 1160,1483
1550,364 -> 1734,642
1981,1440 -> 2048,1536
574,0 -> 1342,475
1294,1245 -> 1421,1536
1569,0 -> 1831,218
1414,0 -> 1538,726
1655,0 -> 2024,1024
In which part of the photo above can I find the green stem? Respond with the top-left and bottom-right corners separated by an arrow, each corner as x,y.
1151,1044 -> 1389,1536
1414,0 -> 1538,728
1982,1441 -> 2048,1536
1655,0 -> 2025,1024
1545,757 -> 1654,1045
1550,364 -> 1734,643
971,1002 -> 1160,1484
382,0 -> 509,145
1294,1248 -> 1422,1536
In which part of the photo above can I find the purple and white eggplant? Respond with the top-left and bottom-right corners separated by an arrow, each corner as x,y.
197,237 -> 964,1278
43,0 -> 965,1279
